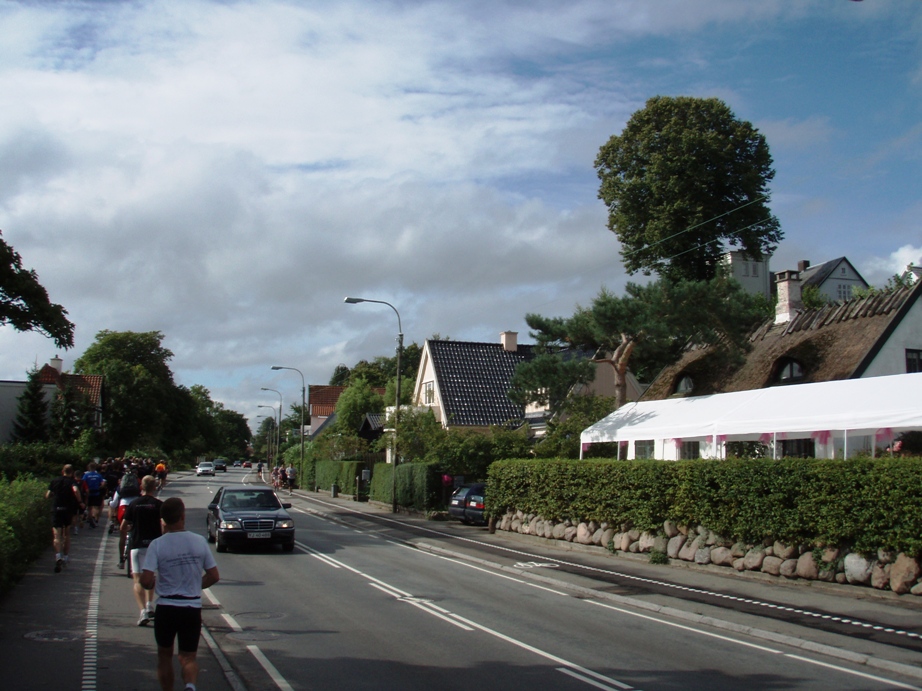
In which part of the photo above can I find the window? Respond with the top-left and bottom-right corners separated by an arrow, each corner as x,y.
674,374 -> 694,395
908,349 -> 922,374
742,263 -> 749,277
680,441 -> 700,460
635,440 -> 654,459
774,358 -> 804,384
837,283 -> 852,301
752,262 -> 759,277
423,381 -> 435,404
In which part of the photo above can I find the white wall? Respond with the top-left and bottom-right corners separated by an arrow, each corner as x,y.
861,296 -> 922,377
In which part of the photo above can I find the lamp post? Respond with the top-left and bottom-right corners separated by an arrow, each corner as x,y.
258,404 -> 276,464
271,366 -> 306,482
261,387 -> 283,467
344,296 -> 403,513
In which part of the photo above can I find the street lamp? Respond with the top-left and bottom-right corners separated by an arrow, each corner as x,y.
271,366 -> 306,481
261,387 -> 283,467
344,296 -> 403,513
258,404 -> 276,464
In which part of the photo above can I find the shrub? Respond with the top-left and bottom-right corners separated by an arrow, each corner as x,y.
487,456 -> 922,556
0,476 -> 50,594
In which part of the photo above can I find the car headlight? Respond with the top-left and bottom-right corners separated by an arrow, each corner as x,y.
219,520 -> 242,530
275,519 -> 294,529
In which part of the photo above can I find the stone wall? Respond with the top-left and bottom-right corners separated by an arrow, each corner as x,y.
496,510 -> 922,596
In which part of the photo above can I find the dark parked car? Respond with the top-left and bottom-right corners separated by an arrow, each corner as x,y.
206,486 -> 296,552
448,483 -> 486,525
213,458 -> 228,472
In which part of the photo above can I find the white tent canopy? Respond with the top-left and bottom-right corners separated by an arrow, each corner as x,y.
580,373 -> 922,458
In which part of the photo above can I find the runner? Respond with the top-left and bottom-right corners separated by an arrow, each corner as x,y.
72,469 -> 88,535
45,464 -> 83,573
83,461 -> 107,528
121,475 -> 163,626
140,498 -> 219,691
285,463 -> 297,496
155,460 -> 168,489
114,470 -> 142,569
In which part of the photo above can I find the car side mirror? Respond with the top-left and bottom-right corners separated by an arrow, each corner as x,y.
207,503 -> 217,510
282,503 -> 292,509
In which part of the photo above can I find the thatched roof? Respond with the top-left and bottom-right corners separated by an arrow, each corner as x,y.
642,281 -> 922,401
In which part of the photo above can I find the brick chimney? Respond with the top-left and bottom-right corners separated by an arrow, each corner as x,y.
500,331 -> 518,352
797,259 -> 811,273
774,270 -> 803,324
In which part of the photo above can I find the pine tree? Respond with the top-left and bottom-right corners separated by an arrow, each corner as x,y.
50,379 -> 92,446
11,366 -> 49,444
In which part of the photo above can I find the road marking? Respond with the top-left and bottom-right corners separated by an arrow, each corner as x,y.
83,525 -> 111,691
558,667 -> 635,691
514,561 -> 560,569
247,644 -> 294,691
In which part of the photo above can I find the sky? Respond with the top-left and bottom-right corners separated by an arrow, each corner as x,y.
0,0 -> 920,428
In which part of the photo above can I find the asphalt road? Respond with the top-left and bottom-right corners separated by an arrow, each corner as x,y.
3,467 -> 921,690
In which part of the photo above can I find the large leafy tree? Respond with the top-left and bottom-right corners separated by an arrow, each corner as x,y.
334,378 -> 384,435
596,96 -> 782,282
10,366 -> 49,444
74,331 -> 177,453
508,352 -> 596,418
0,231 -> 75,349
525,275 -> 771,410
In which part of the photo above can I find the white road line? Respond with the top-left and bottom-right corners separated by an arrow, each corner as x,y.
558,667 -> 635,691
247,644 -> 295,691
83,522 -> 111,691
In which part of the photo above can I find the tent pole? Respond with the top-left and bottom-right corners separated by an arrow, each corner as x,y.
773,432 -> 777,460
843,430 -> 848,459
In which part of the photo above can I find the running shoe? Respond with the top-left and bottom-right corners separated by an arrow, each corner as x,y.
137,612 -> 150,626
118,559 -> 125,569
54,559 -> 63,573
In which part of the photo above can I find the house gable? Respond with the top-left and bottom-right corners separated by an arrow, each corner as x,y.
642,280 -> 922,401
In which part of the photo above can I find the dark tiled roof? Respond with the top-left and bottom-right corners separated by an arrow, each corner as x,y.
429,340 -> 537,427
801,256 -> 867,289
309,385 -> 385,419
642,281 -> 922,400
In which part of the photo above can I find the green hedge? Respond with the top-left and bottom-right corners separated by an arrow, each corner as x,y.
369,462 -> 441,511
315,460 -> 367,495
0,476 -> 51,594
0,444 -> 83,481
488,457 -> 922,556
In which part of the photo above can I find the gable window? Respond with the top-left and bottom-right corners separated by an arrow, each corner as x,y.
423,381 -> 435,404
774,358 -> 805,385
908,349 -> 922,374
635,440 -> 654,459
673,374 -> 694,395
742,263 -> 749,277
752,262 -> 759,277
680,441 -> 700,460
837,283 -> 852,301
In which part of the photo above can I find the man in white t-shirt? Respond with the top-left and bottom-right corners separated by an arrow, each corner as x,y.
140,498 -> 219,691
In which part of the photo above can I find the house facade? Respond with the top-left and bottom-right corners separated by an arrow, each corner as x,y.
411,331 -> 643,432
625,273 -> 922,460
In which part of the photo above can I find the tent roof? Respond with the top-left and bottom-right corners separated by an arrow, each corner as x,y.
581,373 -> 922,444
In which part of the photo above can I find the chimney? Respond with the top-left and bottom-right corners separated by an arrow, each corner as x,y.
500,331 -> 518,352
774,270 -> 803,324
49,355 -> 63,373
797,260 -> 810,273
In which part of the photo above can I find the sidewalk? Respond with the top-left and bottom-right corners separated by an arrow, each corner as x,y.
0,511 -> 237,691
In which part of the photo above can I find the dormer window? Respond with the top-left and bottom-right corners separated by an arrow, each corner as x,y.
774,358 -> 804,384
674,374 -> 694,394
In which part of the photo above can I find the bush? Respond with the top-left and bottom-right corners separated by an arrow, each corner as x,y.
0,443 -> 83,480
370,462 -> 441,511
488,457 -> 922,556
0,476 -> 51,594
315,460 -> 367,495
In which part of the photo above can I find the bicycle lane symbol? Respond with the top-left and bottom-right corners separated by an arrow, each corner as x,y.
513,561 -> 560,569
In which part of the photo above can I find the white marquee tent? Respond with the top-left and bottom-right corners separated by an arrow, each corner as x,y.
579,373 -> 922,460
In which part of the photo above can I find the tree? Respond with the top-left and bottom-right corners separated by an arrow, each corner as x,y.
526,274 -> 771,409
596,96 -> 782,282
74,331 -> 177,453
50,379 -> 95,446
334,379 -> 384,435
10,366 -> 49,444
0,231 -> 75,349
508,352 -> 596,418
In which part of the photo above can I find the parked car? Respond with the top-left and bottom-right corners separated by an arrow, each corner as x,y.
206,485 -> 295,552
213,458 -> 228,472
448,483 -> 486,525
196,461 -> 215,476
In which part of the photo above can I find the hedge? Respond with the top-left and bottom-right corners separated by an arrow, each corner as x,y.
315,460 -> 367,495
0,444 -> 83,481
369,462 -> 441,511
487,457 -> 922,556
0,476 -> 51,594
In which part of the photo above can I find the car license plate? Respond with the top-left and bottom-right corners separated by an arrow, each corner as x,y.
247,532 -> 271,539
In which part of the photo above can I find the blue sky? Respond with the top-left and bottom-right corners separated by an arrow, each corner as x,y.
0,0 -> 919,425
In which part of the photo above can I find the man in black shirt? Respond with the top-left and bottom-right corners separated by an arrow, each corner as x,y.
121,475 -> 163,625
46,464 -> 83,573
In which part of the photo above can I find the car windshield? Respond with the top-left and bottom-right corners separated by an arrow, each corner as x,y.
222,491 -> 281,510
